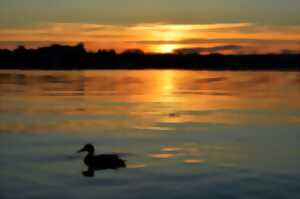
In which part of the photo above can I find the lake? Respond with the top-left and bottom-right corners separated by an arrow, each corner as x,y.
0,70 -> 300,199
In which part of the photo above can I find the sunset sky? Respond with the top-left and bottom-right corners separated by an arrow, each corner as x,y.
0,0 -> 299,54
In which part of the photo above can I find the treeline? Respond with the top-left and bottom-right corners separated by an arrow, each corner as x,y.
0,43 -> 299,70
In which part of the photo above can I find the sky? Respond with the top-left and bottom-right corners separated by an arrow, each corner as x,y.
0,0 -> 299,54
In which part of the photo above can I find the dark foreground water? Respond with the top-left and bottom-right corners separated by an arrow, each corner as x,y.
0,70 -> 300,199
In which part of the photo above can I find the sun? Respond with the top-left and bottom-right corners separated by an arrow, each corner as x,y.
147,27 -> 183,53
156,44 -> 179,53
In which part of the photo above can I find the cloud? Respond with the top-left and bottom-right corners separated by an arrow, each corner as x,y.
1,0 -> 299,27
134,38 -> 300,45
280,49 -> 300,54
0,22 -> 299,53
174,45 -> 242,54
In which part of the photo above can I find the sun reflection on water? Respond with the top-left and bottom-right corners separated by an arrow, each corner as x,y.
0,70 -> 300,134
1,70 -> 300,199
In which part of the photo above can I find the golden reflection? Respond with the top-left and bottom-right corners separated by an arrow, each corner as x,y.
161,146 -> 183,152
183,159 -> 206,164
161,70 -> 175,97
127,164 -> 146,169
1,70 -> 300,134
148,153 -> 176,159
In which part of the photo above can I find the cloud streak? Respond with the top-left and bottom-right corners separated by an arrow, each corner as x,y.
0,22 -> 299,53
133,38 -> 300,45
174,45 -> 243,54
1,0 -> 299,27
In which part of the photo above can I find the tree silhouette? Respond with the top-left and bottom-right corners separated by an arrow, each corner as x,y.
0,43 -> 299,70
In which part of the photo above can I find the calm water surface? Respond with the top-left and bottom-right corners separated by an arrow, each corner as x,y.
0,70 -> 300,199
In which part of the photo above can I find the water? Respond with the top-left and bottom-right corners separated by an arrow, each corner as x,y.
0,70 -> 300,199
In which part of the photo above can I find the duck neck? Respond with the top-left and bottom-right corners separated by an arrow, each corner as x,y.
87,150 -> 94,157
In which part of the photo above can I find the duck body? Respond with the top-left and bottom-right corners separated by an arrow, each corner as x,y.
84,153 -> 126,170
78,144 -> 126,171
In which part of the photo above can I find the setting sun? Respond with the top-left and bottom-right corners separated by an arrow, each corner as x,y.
156,44 -> 179,53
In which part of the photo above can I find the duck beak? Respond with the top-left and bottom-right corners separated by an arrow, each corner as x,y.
77,147 -> 85,153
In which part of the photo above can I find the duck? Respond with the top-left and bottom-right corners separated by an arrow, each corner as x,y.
77,144 -> 126,172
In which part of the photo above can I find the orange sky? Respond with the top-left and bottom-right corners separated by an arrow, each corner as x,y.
1,0 -> 300,54
0,22 -> 300,54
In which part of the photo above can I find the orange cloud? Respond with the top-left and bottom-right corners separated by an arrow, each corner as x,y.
0,22 -> 299,54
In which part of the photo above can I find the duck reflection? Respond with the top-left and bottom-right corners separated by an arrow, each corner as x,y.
77,144 -> 126,177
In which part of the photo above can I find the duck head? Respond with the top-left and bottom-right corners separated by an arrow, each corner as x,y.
77,144 -> 95,154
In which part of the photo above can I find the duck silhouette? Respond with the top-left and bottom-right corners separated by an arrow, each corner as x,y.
77,144 -> 126,177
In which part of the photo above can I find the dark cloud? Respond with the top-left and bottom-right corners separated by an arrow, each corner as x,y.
174,45 -> 242,54
133,38 -> 300,45
280,49 -> 300,54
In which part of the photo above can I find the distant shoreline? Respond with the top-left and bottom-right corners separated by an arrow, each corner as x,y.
1,43 -> 299,70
